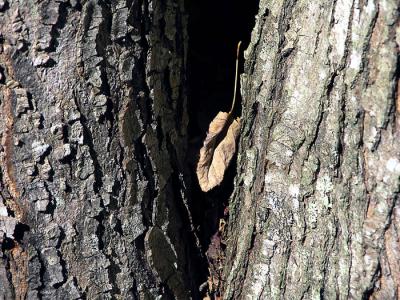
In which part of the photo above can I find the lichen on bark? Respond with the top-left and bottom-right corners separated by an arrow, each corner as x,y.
223,0 -> 400,299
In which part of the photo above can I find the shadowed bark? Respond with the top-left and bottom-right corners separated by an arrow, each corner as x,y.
0,0 -> 201,299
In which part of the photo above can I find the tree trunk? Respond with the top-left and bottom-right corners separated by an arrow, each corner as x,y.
223,0 -> 400,299
1,0 -> 399,300
0,0 -> 200,299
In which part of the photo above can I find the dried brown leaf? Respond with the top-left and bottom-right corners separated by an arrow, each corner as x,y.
196,112 -> 240,192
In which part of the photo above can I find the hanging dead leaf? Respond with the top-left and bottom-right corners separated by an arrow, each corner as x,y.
196,112 -> 240,192
196,41 -> 242,192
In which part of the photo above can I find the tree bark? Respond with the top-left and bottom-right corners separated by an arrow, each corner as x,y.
1,0 -> 400,300
0,0 -> 200,299
223,0 -> 400,299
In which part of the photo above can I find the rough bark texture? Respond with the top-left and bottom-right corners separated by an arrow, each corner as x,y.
223,0 -> 400,299
0,0 -> 200,299
1,0 -> 400,299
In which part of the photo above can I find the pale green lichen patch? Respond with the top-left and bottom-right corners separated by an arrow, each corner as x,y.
307,201 -> 319,229
329,0 -> 352,62
289,183 -> 300,209
315,174 -> 333,209
243,238 -> 275,298
386,157 -> 400,173
243,148 -> 258,188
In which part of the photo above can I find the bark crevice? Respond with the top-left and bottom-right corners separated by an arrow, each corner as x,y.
186,0 -> 259,297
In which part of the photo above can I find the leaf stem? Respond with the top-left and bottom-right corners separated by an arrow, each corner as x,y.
229,41 -> 242,114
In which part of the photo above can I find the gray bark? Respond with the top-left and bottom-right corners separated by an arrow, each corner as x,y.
223,0 -> 400,299
0,0 -> 199,299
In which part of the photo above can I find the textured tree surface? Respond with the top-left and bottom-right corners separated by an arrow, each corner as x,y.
0,0 -> 202,299
223,0 -> 400,299
1,0 -> 400,299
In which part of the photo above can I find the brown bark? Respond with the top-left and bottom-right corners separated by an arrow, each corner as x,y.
0,0 -> 200,299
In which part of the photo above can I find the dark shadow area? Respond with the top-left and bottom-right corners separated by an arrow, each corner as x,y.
186,0 -> 259,296
187,1 -> 259,135
13,222 -> 30,244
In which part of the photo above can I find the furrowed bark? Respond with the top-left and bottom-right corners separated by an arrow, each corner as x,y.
0,0 -> 199,299
223,0 -> 400,299
1,0 -> 399,299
